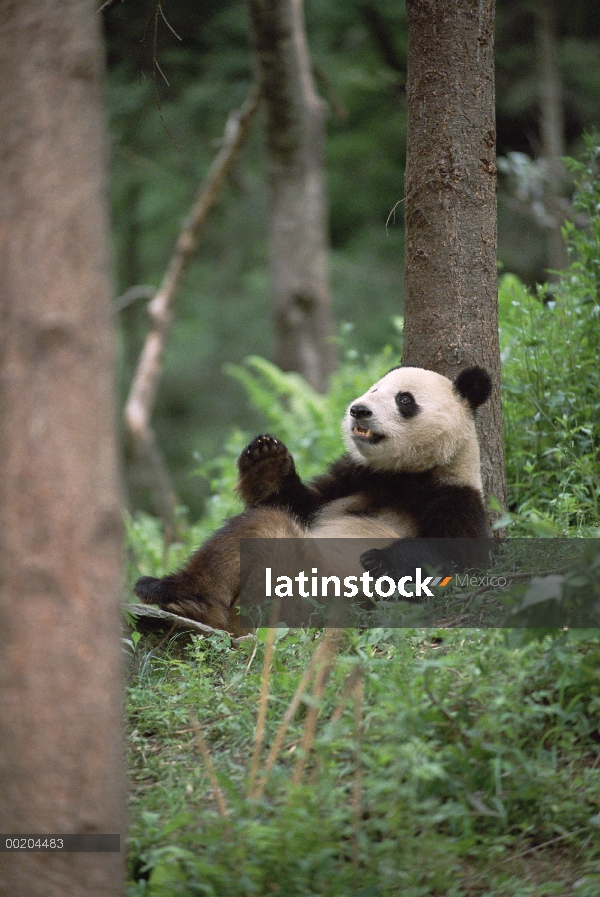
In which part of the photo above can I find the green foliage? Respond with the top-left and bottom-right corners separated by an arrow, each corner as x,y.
563,137 -> 600,306
126,629 -> 600,895
500,542 -> 600,629
125,329 -> 399,586
105,0 -> 407,515
224,331 -> 400,479
499,137 -> 600,533
123,142 -> 600,895
124,510 -> 203,595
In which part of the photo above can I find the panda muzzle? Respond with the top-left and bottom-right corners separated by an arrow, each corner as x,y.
351,423 -> 385,444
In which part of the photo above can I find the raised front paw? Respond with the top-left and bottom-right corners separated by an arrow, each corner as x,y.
237,434 -> 295,505
238,434 -> 294,475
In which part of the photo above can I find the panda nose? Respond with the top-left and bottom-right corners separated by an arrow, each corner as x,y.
350,404 -> 372,419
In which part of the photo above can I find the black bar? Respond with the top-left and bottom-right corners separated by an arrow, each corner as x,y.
0,835 -> 120,852
239,538 -> 600,628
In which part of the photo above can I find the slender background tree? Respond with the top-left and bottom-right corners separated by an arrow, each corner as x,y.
248,0 -> 337,392
402,0 -> 507,511
535,0 -> 569,277
0,2 -> 126,895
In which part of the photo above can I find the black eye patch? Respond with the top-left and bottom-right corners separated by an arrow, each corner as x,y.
395,391 -> 420,418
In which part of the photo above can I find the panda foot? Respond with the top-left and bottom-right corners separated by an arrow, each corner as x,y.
237,434 -> 295,506
360,548 -> 386,575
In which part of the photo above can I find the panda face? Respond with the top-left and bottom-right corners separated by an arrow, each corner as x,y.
342,366 -> 486,478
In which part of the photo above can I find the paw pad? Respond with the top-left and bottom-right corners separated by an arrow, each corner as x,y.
238,435 -> 293,474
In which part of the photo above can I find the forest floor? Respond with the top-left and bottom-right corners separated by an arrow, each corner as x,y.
125,611 -> 600,897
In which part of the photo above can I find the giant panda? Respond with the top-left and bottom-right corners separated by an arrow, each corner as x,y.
134,364 -> 492,632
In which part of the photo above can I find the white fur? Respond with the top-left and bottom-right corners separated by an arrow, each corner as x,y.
309,497 -> 416,539
342,367 -> 482,491
264,367 -> 484,577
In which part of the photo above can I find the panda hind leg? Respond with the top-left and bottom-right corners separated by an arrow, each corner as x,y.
133,507 -> 304,635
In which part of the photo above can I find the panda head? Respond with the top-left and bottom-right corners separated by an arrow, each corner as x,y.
343,365 -> 492,485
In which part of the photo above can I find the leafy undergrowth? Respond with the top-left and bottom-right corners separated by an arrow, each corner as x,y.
499,135 -> 600,534
125,141 -> 600,894
126,627 -> 600,896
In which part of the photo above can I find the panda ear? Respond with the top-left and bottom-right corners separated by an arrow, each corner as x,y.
453,366 -> 492,410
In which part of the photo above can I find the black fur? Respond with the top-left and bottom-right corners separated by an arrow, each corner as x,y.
386,364 -> 492,413
241,454 -> 490,585
453,366 -> 492,410
396,391 -> 420,418
260,455 -> 486,536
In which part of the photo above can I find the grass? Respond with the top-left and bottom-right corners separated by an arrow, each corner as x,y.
125,624 -> 600,896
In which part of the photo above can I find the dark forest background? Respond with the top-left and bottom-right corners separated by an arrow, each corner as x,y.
102,0 -> 600,515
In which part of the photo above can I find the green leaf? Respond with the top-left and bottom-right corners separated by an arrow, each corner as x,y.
522,575 -> 565,607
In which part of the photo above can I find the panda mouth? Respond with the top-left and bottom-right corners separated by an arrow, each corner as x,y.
352,425 -> 385,444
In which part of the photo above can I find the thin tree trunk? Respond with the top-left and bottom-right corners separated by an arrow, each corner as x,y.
403,0 -> 506,513
0,2 -> 125,895
248,0 -> 337,392
536,0 -> 569,277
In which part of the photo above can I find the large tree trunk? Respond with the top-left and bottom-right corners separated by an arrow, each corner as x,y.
402,0 -> 506,513
0,2 -> 126,895
248,0 -> 337,393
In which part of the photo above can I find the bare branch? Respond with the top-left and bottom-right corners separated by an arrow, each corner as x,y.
114,284 -> 156,313
124,86 -> 261,538
250,629 -> 338,801
98,0 -> 126,13
154,57 -> 170,88
291,630 -> 341,785
151,2 -> 181,147
361,4 -> 405,76
127,602 -> 252,644
247,618 -> 277,796
190,714 -> 230,819
352,669 -> 364,868
159,4 -> 182,41
312,62 -> 347,121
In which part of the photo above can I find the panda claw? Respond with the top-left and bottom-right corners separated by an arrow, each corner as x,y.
238,434 -> 294,479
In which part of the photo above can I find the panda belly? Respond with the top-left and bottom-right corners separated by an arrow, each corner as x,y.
308,497 -> 417,540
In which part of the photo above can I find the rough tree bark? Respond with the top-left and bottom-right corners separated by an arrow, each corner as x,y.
248,0 -> 337,393
402,0 -> 506,513
0,2 -> 125,895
